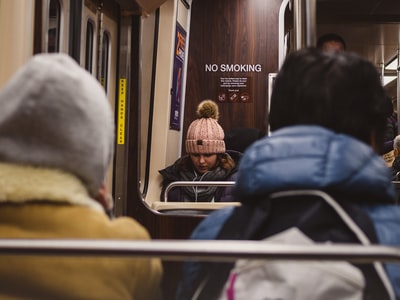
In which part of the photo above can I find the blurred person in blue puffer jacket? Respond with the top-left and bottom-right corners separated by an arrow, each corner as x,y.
176,48 -> 400,300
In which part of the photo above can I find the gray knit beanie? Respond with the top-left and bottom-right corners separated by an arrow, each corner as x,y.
185,100 -> 225,154
0,53 -> 114,196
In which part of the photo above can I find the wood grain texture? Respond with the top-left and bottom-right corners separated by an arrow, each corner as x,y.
183,0 -> 283,152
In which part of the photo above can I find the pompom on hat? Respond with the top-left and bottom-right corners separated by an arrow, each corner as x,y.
0,53 -> 114,197
185,100 -> 226,154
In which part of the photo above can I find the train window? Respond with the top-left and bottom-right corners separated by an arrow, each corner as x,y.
100,31 -> 110,93
316,1 -> 400,81
47,0 -> 60,53
85,20 -> 95,73
316,1 -> 400,113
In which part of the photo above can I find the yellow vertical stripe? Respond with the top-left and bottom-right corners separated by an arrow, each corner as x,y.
117,78 -> 126,145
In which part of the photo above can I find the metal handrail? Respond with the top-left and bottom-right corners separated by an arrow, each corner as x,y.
293,0 -> 317,50
278,0 -> 290,67
0,239 -> 399,263
163,181 -> 235,202
305,0 -> 317,47
0,189 -> 399,260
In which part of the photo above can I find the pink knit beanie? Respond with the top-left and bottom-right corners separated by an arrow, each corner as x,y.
185,100 -> 226,154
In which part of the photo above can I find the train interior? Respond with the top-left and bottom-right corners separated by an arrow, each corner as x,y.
0,0 -> 399,226
1,0 -> 399,218
136,0 -> 400,216
0,0 -> 400,216
1,1 -> 400,299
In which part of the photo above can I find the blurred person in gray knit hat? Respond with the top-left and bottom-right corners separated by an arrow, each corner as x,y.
0,53 -> 162,300
159,100 -> 241,202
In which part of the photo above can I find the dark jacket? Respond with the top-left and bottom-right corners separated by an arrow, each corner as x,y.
383,113 -> 398,154
159,150 -> 242,202
392,156 -> 400,180
176,125 -> 399,300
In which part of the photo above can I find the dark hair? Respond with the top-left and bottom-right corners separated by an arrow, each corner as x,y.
269,48 -> 390,150
178,153 -> 236,172
224,127 -> 263,153
317,33 -> 346,50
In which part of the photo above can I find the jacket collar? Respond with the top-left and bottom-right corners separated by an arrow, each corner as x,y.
0,162 -> 104,212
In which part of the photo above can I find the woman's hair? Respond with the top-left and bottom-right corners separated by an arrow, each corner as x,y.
394,135 -> 400,152
218,153 -> 236,172
269,48 -> 390,149
178,153 -> 236,173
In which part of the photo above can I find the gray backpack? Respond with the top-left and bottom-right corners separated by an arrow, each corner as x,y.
217,227 -> 365,300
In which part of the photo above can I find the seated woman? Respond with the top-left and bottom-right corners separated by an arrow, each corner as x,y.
391,135 -> 400,180
159,100 -> 241,202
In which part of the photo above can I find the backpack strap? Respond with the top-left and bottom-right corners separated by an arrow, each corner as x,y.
192,204 -> 264,299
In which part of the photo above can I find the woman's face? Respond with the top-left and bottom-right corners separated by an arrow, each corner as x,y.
190,153 -> 218,174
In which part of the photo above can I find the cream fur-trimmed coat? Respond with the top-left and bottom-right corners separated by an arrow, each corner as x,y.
0,163 -> 162,300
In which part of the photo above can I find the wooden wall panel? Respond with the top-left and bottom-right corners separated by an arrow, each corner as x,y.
183,0 -> 283,151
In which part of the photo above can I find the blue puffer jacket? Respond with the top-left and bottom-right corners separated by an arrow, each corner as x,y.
177,125 -> 400,300
235,125 -> 395,202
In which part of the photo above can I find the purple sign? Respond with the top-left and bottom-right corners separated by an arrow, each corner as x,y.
170,23 -> 186,130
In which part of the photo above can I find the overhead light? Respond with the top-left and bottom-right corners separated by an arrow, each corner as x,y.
385,57 -> 398,71
383,76 -> 397,86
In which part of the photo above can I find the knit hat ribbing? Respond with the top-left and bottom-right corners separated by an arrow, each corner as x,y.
0,53 -> 114,197
185,100 -> 225,154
